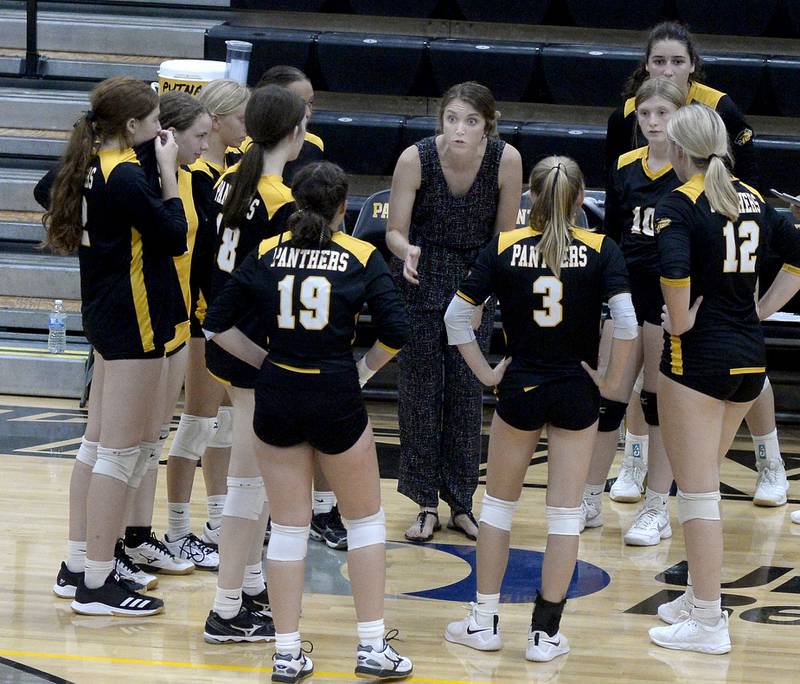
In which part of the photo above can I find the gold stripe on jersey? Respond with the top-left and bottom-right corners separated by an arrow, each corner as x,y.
376,339 -> 402,354
730,366 -> 766,375
270,360 -> 321,374
736,179 -> 764,202
523,385 -> 539,393
617,146 -> 672,181
332,232 -> 375,267
129,228 -> 155,353
258,232 -> 292,258
498,227 -> 535,255
97,147 -> 139,179
660,276 -> 690,287
456,290 -> 478,305
782,263 -> 800,276
189,157 -> 224,179
208,369 -> 232,386
258,175 -> 294,219
669,335 -> 683,375
624,81 -> 725,118
676,173 -> 705,203
572,227 -> 604,254
305,132 -> 324,151
195,291 -> 207,324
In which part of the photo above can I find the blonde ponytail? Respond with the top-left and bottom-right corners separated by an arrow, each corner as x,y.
667,104 -> 739,221
529,156 -> 584,278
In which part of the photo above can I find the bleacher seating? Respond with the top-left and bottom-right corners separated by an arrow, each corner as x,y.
674,0 -> 779,37
454,0 -> 550,24
766,57 -> 800,117
564,0 -> 665,30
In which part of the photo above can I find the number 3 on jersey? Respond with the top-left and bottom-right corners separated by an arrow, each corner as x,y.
533,276 -> 563,327
278,275 -> 331,330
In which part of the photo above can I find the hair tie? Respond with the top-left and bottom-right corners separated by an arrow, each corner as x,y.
708,153 -> 720,161
85,110 -> 97,123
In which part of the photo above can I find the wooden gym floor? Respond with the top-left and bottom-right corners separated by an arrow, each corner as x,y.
1,394 -> 799,683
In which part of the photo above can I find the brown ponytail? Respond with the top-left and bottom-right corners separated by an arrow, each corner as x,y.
287,162 -> 348,249
43,76 -> 158,254
222,85 -> 305,228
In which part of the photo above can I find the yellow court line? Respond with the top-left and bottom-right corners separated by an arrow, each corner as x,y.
0,650 -> 488,684
0,346 -> 86,355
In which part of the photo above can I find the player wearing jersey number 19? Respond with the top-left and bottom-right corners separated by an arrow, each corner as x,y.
443,157 -> 637,663
204,161 -> 413,681
649,104 -> 800,654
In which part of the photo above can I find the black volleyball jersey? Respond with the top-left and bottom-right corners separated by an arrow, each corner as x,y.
203,230 -> 408,373
605,81 -> 760,190
656,175 -> 800,377
205,169 -> 295,383
79,146 -> 187,356
230,132 -> 324,187
456,227 -> 630,390
605,146 -> 681,275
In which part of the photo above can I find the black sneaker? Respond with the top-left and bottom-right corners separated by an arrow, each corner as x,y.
53,561 -> 82,598
115,539 -> 158,590
242,587 -> 271,616
54,561 -> 144,598
71,572 -> 164,617
204,607 -> 275,643
322,505 -> 348,550
310,511 -> 329,543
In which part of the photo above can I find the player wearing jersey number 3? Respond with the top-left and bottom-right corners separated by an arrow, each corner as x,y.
443,156 -> 637,663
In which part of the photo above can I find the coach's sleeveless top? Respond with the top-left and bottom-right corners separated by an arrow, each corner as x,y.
395,135 -> 505,311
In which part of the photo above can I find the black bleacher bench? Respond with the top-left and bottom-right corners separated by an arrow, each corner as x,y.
674,0 -> 779,37
205,26 -> 794,114
564,0 -> 666,30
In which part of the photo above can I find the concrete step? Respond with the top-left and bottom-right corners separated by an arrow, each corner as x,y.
0,167 -> 48,213
0,333 -> 89,399
0,9 -> 216,58
0,251 -> 80,300
0,212 -> 44,244
0,296 -> 83,333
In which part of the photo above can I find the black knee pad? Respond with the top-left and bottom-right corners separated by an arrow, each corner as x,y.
598,398 -> 627,432
640,390 -> 659,426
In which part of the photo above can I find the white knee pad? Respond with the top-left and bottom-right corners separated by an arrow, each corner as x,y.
208,406 -> 233,449
266,523 -> 310,561
128,441 -> 158,488
93,445 -> 140,484
344,508 -> 386,550
546,506 -> 582,536
169,414 -> 216,461
222,477 -> 265,520
479,493 -> 519,532
676,489 -> 720,523
75,438 -> 99,468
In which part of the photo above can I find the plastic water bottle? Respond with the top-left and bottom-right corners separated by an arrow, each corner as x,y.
47,299 -> 66,353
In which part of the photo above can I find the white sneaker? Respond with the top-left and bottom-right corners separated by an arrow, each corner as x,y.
624,506 -> 672,546
163,533 -> 219,570
271,649 -> 313,683
610,456 -> 646,503
526,630 -> 570,662
126,533 -> 195,575
444,604 -> 502,651
201,522 -> 221,547
791,509 -> 800,524
579,498 -> 603,532
355,632 -> 413,680
753,458 -> 789,507
114,541 -> 158,591
657,592 -> 692,624
649,611 -> 731,654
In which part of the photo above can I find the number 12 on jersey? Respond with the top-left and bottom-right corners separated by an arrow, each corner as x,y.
277,275 -> 331,330
722,220 -> 759,273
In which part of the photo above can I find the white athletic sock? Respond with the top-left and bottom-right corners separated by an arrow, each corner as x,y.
242,562 -> 266,596
644,487 -> 668,510
692,596 -> 722,626
207,495 -> 226,530
475,591 -> 500,627
584,483 -> 604,503
214,586 -> 242,620
276,631 -> 302,658
66,540 -> 86,574
357,618 -> 385,650
84,558 -> 115,590
167,501 -> 191,540
624,431 -> 649,465
685,571 -> 695,606
313,490 -> 335,516
752,429 -> 781,466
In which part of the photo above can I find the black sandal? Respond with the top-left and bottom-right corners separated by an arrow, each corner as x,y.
404,511 -> 441,542
447,511 -> 479,541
